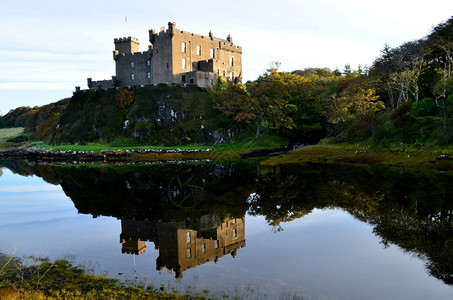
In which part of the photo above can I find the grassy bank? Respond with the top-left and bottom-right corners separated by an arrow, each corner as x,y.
262,142 -> 453,172
0,253 -> 210,300
3,127 -> 452,171
1,129 -> 288,160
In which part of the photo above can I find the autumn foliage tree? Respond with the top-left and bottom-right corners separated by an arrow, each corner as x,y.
213,79 -> 269,139
115,88 -> 135,119
329,77 -> 384,124
213,64 -> 325,141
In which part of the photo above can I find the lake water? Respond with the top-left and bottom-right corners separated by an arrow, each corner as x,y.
0,160 -> 452,299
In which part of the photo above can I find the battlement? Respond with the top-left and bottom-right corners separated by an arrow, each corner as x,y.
219,42 -> 242,53
149,22 -> 241,49
114,36 -> 140,43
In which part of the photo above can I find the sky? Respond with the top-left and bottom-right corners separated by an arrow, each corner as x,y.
0,0 -> 452,115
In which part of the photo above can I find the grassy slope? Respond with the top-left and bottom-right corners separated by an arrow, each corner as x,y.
0,127 -> 24,150
0,127 -> 23,142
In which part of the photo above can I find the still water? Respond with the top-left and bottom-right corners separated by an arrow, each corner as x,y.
0,160 -> 452,299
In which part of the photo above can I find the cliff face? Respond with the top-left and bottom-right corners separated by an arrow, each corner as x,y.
1,84 -> 233,145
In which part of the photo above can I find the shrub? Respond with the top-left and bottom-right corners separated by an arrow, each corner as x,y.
411,98 -> 441,117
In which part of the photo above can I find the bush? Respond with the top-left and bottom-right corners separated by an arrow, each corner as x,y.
411,98 -> 441,117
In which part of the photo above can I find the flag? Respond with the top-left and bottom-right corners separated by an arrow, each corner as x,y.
125,15 -> 128,23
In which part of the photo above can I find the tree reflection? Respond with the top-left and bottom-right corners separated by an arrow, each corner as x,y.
253,164 -> 453,285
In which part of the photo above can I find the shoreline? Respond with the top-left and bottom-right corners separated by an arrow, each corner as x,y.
0,143 -> 452,172
0,147 -> 216,164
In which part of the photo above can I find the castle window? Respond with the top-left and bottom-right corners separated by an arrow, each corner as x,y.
233,229 -> 237,238
210,48 -> 215,59
130,61 -> 134,68
197,45 -> 201,56
187,248 -> 191,258
182,58 -> 187,70
146,60 -> 150,66
229,57 -> 234,67
229,72 -> 234,80
147,72 -> 151,79
131,73 -> 135,81
214,240 -> 219,249
202,243 -> 206,254
186,231 -> 191,243
181,42 -> 186,53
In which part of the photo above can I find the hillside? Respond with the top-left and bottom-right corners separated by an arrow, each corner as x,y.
0,84 -> 233,146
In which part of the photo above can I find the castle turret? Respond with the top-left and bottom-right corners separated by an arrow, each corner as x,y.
168,22 -> 176,38
149,29 -> 157,44
227,34 -> 233,44
114,36 -> 140,54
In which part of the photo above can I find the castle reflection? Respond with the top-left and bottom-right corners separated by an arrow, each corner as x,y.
120,215 -> 246,278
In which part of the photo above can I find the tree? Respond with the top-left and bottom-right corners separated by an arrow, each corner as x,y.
213,64 -> 329,142
343,64 -> 352,76
372,41 -> 427,109
115,88 -> 134,116
247,66 -> 297,138
213,64 -> 297,139
425,17 -> 453,137
329,76 -> 384,124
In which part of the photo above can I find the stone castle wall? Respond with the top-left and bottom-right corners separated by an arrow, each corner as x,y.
115,51 -> 151,87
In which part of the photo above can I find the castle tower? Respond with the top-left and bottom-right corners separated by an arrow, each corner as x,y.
114,37 -> 140,54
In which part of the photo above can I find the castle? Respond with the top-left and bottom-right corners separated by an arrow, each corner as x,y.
87,22 -> 243,89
